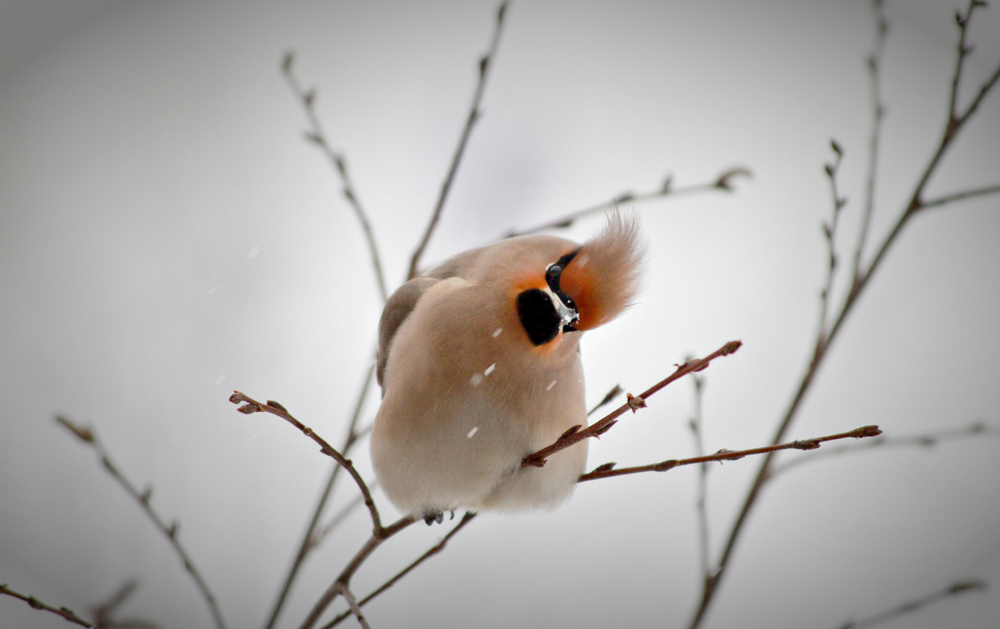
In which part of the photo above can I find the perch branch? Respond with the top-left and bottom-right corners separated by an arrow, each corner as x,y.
504,168 -> 752,238
578,425 -> 882,482
55,416 -> 227,629
281,52 -> 388,302
522,340 -> 742,469
407,1 -> 509,280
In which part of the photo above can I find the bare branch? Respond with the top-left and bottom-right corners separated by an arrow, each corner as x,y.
818,141 -> 847,346
316,485 -> 376,546
90,578 -> 158,629
228,392 -> 388,535
836,579 -> 986,629
407,1 -> 509,280
262,363 -> 376,629
920,183 -> 1000,210
687,371 -> 712,588
299,514 -> 417,629
688,4 -> 1000,626
504,168 -> 752,238
0,583 -> 94,628
334,584 -> 371,629
281,52 -> 389,302
852,0 -> 888,280
588,383 -> 623,417
772,420 -> 1000,478
321,512 -> 479,629
522,340 -> 742,469
578,425 -> 882,482
55,416 -> 227,629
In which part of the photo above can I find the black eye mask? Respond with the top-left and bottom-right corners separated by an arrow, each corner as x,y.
516,248 -> 582,346
545,249 -> 580,331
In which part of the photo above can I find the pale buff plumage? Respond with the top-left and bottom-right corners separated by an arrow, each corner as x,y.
371,213 -> 645,520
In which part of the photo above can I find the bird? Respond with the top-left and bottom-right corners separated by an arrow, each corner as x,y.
371,212 -> 645,524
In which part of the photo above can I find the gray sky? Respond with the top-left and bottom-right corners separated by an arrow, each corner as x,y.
1,1 -> 999,628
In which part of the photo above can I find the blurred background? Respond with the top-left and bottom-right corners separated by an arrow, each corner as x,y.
1,1 -> 999,628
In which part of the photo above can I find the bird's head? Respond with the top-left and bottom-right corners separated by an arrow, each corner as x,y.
512,212 -> 646,347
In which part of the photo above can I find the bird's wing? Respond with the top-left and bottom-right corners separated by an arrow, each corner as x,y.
376,276 -> 438,387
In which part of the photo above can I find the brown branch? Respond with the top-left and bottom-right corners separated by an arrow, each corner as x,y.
687,371 -> 713,588
818,140 -> 847,345
0,583 -> 93,628
228,392 -> 389,536
688,4 -> 1000,627
773,420 -> 1000,478
407,1 -> 509,280
522,340 -> 742,469
316,486 -> 375,546
334,584 -> 371,629
262,363 -> 376,629
281,52 -> 388,302
588,383 -> 623,417
504,168 -> 752,238
299,514 -> 417,629
579,425 -> 882,482
321,512 -> 479,629
55,416 -> 227,629
920,183 -> 1000,210
837,579 -> 986,629
90,578 -> 158,629
852,0 -> 888,280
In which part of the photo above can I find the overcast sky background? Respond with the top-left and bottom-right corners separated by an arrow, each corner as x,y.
1,1 -> 999,628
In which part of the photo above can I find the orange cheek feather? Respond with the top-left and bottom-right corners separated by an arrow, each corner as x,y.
559,264 -> 606,331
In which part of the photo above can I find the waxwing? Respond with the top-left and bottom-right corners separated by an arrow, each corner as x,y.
371,213 -> 645,523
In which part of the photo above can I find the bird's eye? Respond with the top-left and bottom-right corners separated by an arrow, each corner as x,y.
516,288 -> 561,346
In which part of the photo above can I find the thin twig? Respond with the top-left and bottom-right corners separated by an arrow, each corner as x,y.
818,140 -> 847,345
407,1 -> 509,280
55,416 -> 227,629
579,425 -> 882,482
687,371 -> 713,588
588,383 -> 623,417
852,0 -> 888,280
262,363 -> 376,629
90,578 -> 158,629
334,584 -> 371,629
504,168 -> 752,238
0,584 -> 95,628
300,515 -> 417,629
321,512 -> 479,629
772,420 -> 1000,478
316,484 -> 376,546
688,4 -> 1000,627
229,392 -> 388,535
920,183 -> 1000,210
281,52 -> 388,302
836,580 -> 986,629
522,340 -> 742,469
